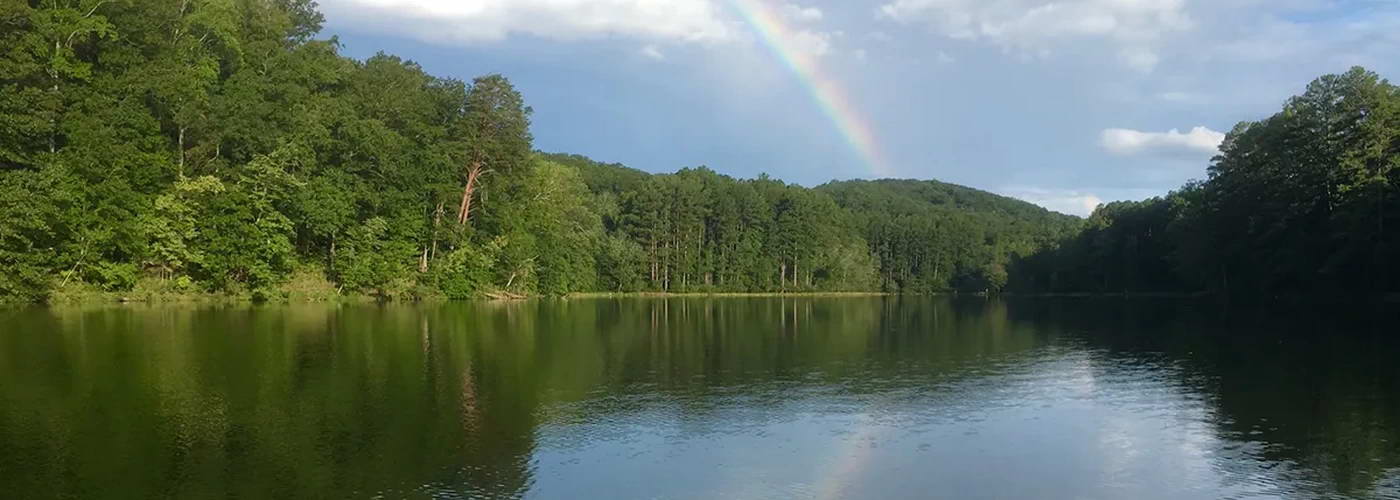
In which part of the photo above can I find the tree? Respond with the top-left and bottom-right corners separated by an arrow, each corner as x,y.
457,75 -> 531,227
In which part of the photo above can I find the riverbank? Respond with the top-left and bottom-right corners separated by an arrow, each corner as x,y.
566,291 -> 892,299
41,269 -> 358,306
20,283 -> 1400,307
26,289 -> 894,307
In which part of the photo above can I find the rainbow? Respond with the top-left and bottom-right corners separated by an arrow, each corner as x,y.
727,0 -> 894,178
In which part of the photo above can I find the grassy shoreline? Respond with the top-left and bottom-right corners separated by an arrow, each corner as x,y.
16,287 -> 1397,308
27,288 -> 897,307
565,291 -> 893,299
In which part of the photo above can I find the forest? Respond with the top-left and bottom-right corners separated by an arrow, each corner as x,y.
0,0 -> 1080,302
1,1 -> 1395,303
1010,67 -> 1400,298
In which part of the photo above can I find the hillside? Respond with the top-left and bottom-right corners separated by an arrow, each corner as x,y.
819,179 -> 1082,291
543,154 -> 1083,292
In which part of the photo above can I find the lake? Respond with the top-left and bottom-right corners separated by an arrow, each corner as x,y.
1,298 -> 1397,499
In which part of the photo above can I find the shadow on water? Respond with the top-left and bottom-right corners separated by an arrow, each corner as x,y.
0,298 -> 1396,499
1004,298 -> 1400,498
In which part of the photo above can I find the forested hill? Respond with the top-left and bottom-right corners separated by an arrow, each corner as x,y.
542,152 -> 1077,225
817,178 -> 1080,249
0,0 -> 1082,303
537,153 -> 650,195
819,178 -> 1070,223
536,153 -> 1082,294
817,179 -> 1080,290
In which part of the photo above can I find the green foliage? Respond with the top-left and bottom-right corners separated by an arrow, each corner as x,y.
89,261 -> 138,291
434,245 -> 496,299
595,235 -> 647,292
463,75 -> 533,177
522,160 -> 602,295
819,179 -> 1078,292
335,217 -> 416,296
142,175 -> 225,278
0,0 -> 1080,302
13,1 -> 1385,303
1013,67 -> 1400,297
0,165 -> 81,301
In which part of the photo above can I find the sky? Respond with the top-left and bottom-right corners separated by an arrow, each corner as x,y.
317,0 -> 1400,216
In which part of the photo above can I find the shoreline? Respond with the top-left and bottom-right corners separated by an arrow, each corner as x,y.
564,291 -> 893,299
15,289 -> 1399,308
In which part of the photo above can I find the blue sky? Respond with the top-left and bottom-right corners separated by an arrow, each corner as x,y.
318,0 -> 1400,216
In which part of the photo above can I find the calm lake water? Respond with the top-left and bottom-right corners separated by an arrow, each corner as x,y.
1,298 -> 1398,499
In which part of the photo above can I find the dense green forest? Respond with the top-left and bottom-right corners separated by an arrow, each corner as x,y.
3,1 -> 1394,303
1010,67 -> 1400,298
0,0 -> 1075,303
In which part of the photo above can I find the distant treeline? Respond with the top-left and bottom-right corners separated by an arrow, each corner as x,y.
2,1 -> 1393,302
1011,67 -> 1400,298
558,157 -> 1080,295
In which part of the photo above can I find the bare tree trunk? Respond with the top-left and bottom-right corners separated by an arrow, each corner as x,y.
430,202 -> 444,263
49,82 -> 59,153
458,162 -> 482,225
177,126 -> 186,177
649,241 -> 657,284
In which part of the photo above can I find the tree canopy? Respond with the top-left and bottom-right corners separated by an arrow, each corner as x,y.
2,2 -> 1392,302
1010,67 -> 1400,298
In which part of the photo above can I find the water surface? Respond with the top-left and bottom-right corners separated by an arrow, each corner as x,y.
1,298 -> 1398,499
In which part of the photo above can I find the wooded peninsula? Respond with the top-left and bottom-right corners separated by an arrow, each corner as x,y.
3,1 -> 1397,303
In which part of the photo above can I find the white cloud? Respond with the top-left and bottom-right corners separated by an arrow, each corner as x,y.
320,0 -> 732,44
1100,126 -> 1225,156
1001,187 -> 1103,216
783,3 -> 824,23
876,0 -> 1193,71
936,50 -> 956,64
762,3 -> 836,61
641,44 -> 666,60
790,29 -> 833,57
